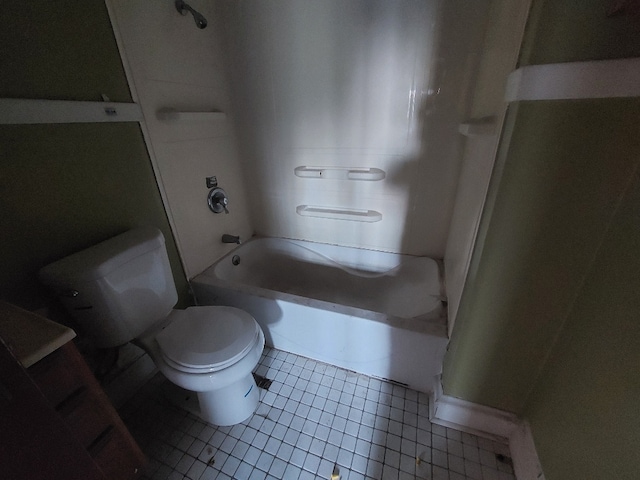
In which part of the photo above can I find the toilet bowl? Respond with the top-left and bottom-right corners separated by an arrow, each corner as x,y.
38,227 -> 264,426
137,306 -> 265,425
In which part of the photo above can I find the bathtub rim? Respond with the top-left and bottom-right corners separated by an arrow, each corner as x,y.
218,235 -> 445,271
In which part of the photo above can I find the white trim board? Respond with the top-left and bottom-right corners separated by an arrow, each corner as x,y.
505,57 -> 640,102
444,0 -> 532,336
0,98 -> 143,124
510,420 -> 546,480
430,377 -> 546,480
430,376 -> 519,442
104,0 -> 190,279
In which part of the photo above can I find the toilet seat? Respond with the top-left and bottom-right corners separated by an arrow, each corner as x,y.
156,306 -> 261,373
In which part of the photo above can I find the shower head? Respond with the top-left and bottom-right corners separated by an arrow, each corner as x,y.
175,0 -> 207,29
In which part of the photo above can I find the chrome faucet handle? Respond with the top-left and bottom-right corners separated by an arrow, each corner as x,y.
207,187 -> 229,214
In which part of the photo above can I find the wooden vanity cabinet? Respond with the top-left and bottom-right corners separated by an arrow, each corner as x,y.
0,302 -> 146,480
0,336 -> 105,480
27,341 -> 146,480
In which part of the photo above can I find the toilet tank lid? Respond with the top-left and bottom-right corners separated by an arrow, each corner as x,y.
39,227 -> 166,284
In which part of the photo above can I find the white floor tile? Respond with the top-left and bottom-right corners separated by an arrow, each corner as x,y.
123,347 -> 515,480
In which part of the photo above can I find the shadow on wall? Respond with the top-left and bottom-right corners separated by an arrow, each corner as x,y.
207,0 -> 496,398
216,0 -> 491,257
394,0 -> 492,258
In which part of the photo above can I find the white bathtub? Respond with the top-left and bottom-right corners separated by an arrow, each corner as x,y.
191,237 -> 448,392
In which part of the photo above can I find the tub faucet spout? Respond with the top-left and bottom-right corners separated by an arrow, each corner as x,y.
222,234 -> 241,244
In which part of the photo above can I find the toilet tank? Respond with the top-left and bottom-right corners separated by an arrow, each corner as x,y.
39,227 -> 178,348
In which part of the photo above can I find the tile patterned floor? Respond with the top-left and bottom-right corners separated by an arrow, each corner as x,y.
120,347 -> 516,480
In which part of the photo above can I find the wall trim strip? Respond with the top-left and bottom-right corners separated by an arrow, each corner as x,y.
104,0 -> 190,279
430,376 -> 519,441
430,376 -> 546,480
0,98 -> 143,124
509,420 -> 547,480
505,57 -> 640,102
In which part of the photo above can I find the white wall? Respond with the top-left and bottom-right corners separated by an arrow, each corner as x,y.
218,0 -> 491,256
107,0 -> 253,278
107,0 -> 509,300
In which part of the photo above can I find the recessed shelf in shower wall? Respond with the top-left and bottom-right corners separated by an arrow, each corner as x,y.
156,108 -> 227,122
294,166 -> 386,181
296,205 -> 382,222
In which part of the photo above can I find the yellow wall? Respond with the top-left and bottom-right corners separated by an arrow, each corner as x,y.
524,169 -> 640,479
0,0 -> 189,315
443,0 -> 640,477
443,98 -> 640,411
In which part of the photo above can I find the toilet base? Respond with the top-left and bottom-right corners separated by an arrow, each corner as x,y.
197,373 -> 259,426
160,381 -> 201,417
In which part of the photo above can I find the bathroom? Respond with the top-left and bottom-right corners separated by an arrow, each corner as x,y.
1,1 -> 639,479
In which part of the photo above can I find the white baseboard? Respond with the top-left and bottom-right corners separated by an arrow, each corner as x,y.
429,375 -> 520,441
509,421 -> 546,480
430,376 -> 545,480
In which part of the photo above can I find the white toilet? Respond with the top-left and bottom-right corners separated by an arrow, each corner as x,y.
39,227 -> 264,426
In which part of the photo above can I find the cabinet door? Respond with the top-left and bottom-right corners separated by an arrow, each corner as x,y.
0,337 -> 106,480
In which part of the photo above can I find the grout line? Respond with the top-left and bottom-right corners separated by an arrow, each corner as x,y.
123,347 -> 517,480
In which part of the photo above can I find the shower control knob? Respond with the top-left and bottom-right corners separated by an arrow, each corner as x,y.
208,187 -> 229,214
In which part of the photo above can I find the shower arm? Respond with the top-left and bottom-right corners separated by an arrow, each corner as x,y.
175,0 -> 208,29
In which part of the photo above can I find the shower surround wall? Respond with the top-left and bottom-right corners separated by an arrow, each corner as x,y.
107,0 -> 253,279
218,0 -> 490,256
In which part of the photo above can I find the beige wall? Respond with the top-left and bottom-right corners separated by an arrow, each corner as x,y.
108,0 -> 253,278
